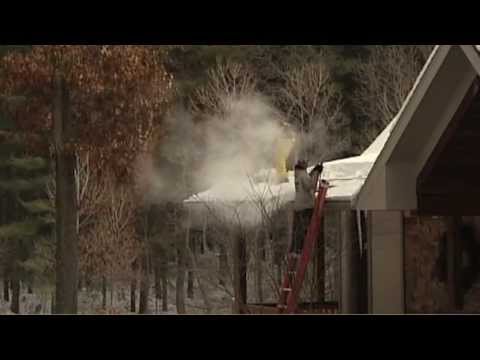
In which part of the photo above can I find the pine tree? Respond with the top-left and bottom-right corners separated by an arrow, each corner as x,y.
0,46 -> 174,314
0,128 -> 54,314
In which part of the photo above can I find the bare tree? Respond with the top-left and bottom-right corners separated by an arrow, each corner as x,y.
46,149 -> 108,307
74,151 -> 108,237
274,58 -> 348,162
186,235 -> 213,314
185,174 -> 312,313
47,150 -> 107,256
175,206 -> 187,315
189,60 -> 258,116
77,172 -> 140,312
353,45 -> 434,148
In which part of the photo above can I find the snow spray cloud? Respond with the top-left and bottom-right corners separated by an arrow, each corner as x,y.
197,94 -> 286,195
139,94 -> 293,226
186,94 -> 296,228
135,105 -> 202,205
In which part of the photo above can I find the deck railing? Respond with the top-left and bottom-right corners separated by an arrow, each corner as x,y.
242,302 -> 339,315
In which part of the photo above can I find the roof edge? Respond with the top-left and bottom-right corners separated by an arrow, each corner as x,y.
353,45 -> 450,210
460,45 -> 480,76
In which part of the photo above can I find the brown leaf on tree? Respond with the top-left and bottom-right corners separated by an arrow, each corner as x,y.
0,45 -> 175,181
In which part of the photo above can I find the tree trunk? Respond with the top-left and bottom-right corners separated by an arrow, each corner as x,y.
255,230 -> 264,303
259,231 -> 266,261
3,279 -> 9,302
176,236 -> 187,314
218,244 -> 228,287
110,282 -> 114,309
233,231 -> 247,314
154,258 -> 162,314
54,73 -> 78,314
139,209 -> 151,315
186,272 -> 194,300
201,217 -> 208,255
102,276 -> 107,310
154,262 -> 161,300
160,249 -> 168,312
276,265 -> 282,291
10,230 -> 21,314
187,243 -> 212,314
187,236 -> 195,300
85,274 -> 92,293
139,252 -> 150,314
50,292 -> 55,315
1,197 -> 9,303
130,278 -> 136,313
10,277 -> 20,314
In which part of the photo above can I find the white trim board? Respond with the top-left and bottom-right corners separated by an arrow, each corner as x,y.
354,45 -> 480,211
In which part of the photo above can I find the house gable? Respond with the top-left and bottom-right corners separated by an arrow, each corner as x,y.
355,45 -> 480,211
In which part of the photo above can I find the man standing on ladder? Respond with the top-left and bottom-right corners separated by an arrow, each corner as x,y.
291,160 -> 324,257
278,158 -> 328,313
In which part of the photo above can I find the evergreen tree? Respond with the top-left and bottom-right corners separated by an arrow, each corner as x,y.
0,128 -> 54,313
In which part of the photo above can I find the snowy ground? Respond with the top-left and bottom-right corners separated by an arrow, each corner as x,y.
0,254 -> 337,315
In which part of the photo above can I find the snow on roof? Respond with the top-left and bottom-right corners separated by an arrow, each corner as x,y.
317,115 -> 399,202
184,169 -> 295,204
184,170 -> 296,227
184,115 -> 398,216
362,118 -> 399,156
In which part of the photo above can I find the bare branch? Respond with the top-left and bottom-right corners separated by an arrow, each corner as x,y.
274,57 -> 348,162
189,60 -> 258,116
352,45 -> 434,149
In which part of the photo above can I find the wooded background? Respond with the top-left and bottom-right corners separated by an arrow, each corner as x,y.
0,45 -> 432,314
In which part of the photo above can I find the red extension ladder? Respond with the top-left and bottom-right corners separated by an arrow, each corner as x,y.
278,175 -> 328,314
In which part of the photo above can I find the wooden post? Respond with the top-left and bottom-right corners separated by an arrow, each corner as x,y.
335,211 -> 342,308
357,211 -> 368,314
342,210 -> 359,314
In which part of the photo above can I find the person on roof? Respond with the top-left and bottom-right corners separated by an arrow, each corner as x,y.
291,160 -> 323,255
274,127 -> 295,184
